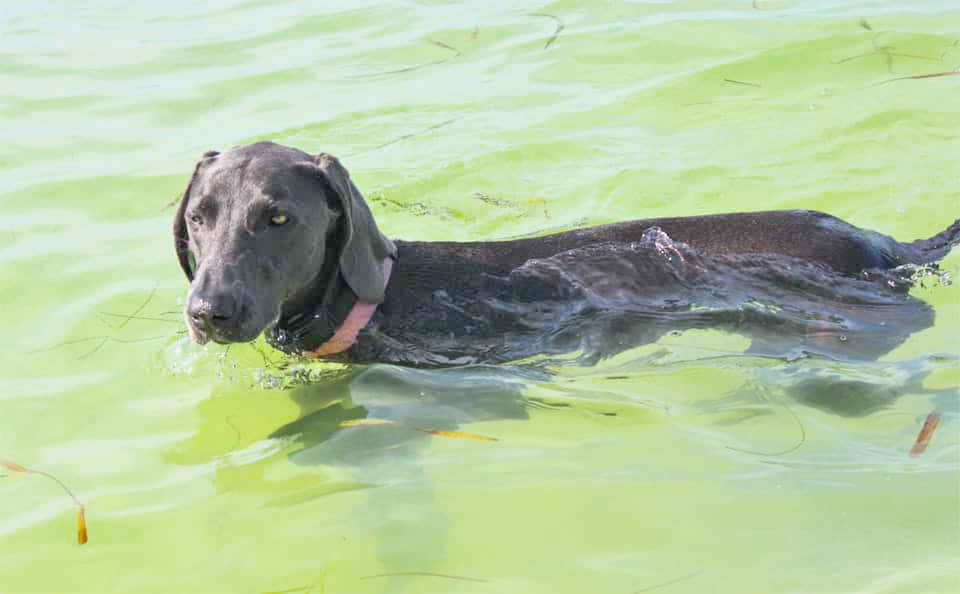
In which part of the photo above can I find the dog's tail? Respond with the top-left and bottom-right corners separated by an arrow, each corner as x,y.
905,218 -> 960,265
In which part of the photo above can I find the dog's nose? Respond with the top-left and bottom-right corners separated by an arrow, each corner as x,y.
188,293 -> 238,328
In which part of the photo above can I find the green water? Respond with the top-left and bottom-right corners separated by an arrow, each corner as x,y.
2,1 -> 959,593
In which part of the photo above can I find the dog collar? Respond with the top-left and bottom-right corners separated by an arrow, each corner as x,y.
301,257 -> 393,358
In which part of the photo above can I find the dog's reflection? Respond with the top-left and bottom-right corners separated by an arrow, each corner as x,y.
271,364 -> 534,466
264,365 -> 536,577
180,346 -> 954,582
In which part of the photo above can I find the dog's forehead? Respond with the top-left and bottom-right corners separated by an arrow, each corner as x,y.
227,142 -> 311,167
200,143 -> 313,198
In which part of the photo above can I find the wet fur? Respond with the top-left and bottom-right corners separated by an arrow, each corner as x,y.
175,141 -> 959,367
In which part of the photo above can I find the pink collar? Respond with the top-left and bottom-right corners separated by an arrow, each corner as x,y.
302,257 -> 393,358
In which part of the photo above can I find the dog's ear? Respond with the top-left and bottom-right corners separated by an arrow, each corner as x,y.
312,153 -> 396,303
173,150 -> 219,282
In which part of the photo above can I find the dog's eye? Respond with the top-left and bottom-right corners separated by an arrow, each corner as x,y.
270,214 -> 289,226
189,214 -> 203,225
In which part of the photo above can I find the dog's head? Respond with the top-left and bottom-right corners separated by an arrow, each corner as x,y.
174,142 -> 395,344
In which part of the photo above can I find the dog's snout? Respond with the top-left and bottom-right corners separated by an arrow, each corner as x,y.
188,293 -> 239,327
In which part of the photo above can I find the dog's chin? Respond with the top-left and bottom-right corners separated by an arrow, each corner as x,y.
184,314 -> 267,345
206,324 -> 266,345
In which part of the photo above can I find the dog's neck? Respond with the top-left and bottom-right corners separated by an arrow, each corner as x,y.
266,270 -> 356,354
265,233 -> 357,355
301,257 -> 393,357
266,257 -> 393,356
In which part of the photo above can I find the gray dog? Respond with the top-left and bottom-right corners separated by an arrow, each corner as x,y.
174,142 -> 958,367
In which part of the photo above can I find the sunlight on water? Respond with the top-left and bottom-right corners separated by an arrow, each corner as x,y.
1,1 -> 958,593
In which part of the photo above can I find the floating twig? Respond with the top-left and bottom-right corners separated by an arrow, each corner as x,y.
225,415 -> 244,451
910,412 -> 941,457
882,52 -> 942,62
360,572 -> 487,583
529,12 -> 565,50
338,420 -> 494,440
78,508 -> 88,545
834,31 -> 953,74
350,118 -> 456,156
351,59 -> 451,78
352,37 -> 461,79
32,334 -> 176,358
723,78 -> 762,88
34,289 -> 176,359
107,288 -> 156,330
77,337 -> 109,360
97,287 -> 157,329
873,69 -> 960,86
97,312 -> 181,324
415,428 -> 499,442
833,51 -> 878,65
428,38 -> 461,56
0,458 -> 87,545
340,419 -> 400,427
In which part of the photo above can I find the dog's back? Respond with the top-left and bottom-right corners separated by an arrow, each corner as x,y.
428,209 -> 956,276
341,209 -> 957,366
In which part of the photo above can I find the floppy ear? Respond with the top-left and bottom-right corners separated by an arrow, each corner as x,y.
314,153 -> 396,303
173,150 -> 219,282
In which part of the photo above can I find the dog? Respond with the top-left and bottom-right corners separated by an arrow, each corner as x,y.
174,141 -> 958,367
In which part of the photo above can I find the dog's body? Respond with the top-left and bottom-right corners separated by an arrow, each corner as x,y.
175,142 -> 959,367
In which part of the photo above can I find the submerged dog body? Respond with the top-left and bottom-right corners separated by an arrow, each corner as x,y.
174,142 -> 959,367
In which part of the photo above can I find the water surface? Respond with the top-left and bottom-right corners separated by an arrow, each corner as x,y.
1,1 -> 958,593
